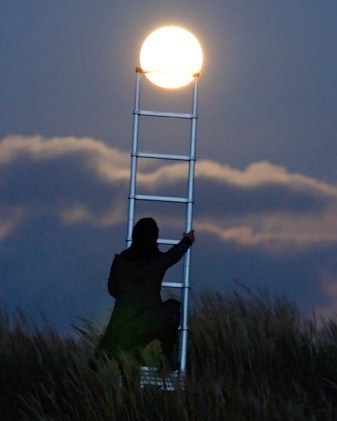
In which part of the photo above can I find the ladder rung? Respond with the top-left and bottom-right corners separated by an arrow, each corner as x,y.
162,282 -> 184,288
136,110 -> 195,119
137,152 -> 191,161
125,238 -> 180,245
134,194 -> 189,204
158,238 -> 180,245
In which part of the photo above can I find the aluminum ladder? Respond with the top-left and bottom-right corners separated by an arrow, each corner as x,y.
126,67 -> 200,375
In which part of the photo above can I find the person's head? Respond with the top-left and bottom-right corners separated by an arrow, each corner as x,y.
130,217 -> 159,258
132,217 -> 159,244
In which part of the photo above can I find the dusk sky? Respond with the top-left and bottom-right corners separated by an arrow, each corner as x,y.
1,1 -> 337,333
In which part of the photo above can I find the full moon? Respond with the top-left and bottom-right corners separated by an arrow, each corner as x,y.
140,26 -> 203,89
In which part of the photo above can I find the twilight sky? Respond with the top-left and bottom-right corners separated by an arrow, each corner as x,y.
1,1 -> 337,333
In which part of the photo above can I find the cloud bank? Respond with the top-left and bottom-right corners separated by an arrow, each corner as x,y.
1,134 -> 337,250
1,135 -> 337,329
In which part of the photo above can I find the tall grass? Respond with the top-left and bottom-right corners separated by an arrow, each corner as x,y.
2,290 -> 337,420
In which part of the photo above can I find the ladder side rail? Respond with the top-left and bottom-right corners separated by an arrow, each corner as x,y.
179,76 -> 199,373
127,71 -> 141,247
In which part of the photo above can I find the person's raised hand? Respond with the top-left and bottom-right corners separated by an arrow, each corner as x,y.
183,230 -> 195,243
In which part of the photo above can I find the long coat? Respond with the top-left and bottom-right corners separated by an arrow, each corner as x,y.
97,237 -> 192,357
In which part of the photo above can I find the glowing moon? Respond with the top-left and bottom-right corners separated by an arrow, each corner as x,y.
140,26 -> 203,89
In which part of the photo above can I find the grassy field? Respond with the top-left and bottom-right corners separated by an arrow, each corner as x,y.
2,290 -> 337,420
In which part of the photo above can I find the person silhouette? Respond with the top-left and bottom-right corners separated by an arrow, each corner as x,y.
95,217 -> 195,369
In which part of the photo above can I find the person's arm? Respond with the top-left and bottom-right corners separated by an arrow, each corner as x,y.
162,230 -> 195,269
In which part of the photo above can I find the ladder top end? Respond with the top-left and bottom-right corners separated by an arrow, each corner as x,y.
136,67 -> 199,77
